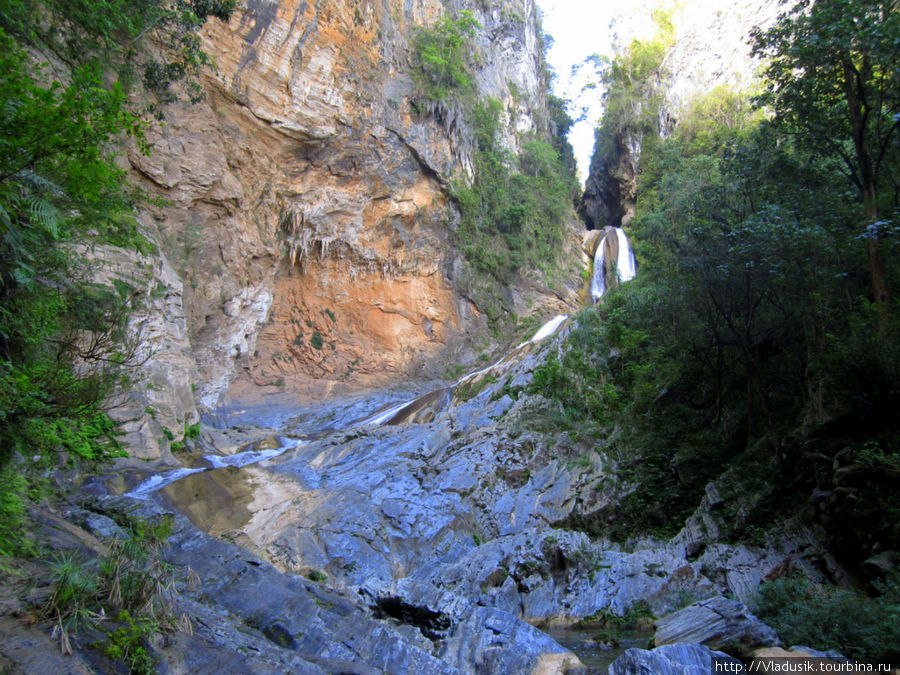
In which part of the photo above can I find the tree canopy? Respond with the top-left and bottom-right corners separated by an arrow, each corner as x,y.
752,0 -> 900,309
539,0 -> 900,598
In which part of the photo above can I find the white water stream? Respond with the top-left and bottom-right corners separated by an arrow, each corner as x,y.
125,467 -> 206,500
126,437 -> 307,499
517,313 -> 568,348
356,399 -> 419,426
359,313 -> 571,426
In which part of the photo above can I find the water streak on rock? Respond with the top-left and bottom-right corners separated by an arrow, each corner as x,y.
126,437 -> 306,498
358,314 -> 570,428
204,437 -> 306,469
126,467 -> 206,500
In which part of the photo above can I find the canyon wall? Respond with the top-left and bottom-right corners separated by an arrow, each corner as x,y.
581,0 -> 780,230
114,0 -> 583,459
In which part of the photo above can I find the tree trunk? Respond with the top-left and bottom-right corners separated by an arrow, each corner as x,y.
864,193 -> 891,321
842,57 -> 891,316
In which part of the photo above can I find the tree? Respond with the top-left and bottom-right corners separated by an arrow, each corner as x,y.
752,0 -> 900,312
0,0 -> 237,106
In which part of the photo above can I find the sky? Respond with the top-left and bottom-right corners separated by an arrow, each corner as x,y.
534,1 -> 619,184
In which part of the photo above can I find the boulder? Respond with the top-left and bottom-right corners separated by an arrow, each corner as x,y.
609,643 -> 743,675
753,645 -> 849,664
65,507 -> 128,540
655,596 -> 779,655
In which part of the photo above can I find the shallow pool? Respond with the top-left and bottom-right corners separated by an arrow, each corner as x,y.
542,625 -> 653,673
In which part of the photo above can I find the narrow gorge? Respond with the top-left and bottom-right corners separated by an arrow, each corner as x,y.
1,0 -> 898,673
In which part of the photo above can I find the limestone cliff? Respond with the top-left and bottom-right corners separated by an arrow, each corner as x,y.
116,0 -> 583,458
581,0 -> 780,230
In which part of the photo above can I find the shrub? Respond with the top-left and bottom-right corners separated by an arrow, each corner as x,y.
98,610 -> 158,675
306,569 -> 327,583
410,11 -> 480,108
0,465 -> 31,557
753,576 -> 900,664
41,512 -> 178,661
452,101 -> 578,328
576,602 -> 654,646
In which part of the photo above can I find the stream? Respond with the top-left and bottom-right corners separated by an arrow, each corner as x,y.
126,314 -> 571,502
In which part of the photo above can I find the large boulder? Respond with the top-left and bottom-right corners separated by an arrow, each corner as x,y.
655,596 -> 780,656
609,643 -> 742,675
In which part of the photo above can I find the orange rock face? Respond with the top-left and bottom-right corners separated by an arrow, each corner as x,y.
247,253 -> 460,396
126,0 -> 578,416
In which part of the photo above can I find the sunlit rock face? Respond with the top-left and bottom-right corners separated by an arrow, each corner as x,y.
659,0 -> 781,113
581,0 -> 780,230
121,0 -> 580,454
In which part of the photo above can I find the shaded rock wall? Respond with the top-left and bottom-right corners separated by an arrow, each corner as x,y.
118,0 -> 580,457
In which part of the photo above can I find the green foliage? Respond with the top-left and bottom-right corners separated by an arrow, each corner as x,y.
98,610 -> 158,675
753,575 -> 900,664
543,53 -> 900,553
408,13 -> 578,331
0,464 -> 30,557
751,0 -> 900,213
751,0 -> 900,310
455,372 -> 497,402
44,552 -> 102,641
546,93 -> 577,175
668,85 -> 762,157
311,330 -> 324,350
453,100 -> 578,326
42,512 -> 177,661
530,292 -> 723,537
0,0 -> 237,108
0,0 -> 233,553
410,11 -> 480,110
576,602 -> 654,646
585,15 -> 673,184
100,513 -> 175,615
306,569 -> 327,583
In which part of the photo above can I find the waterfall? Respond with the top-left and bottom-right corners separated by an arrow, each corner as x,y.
590,227 -> 637,303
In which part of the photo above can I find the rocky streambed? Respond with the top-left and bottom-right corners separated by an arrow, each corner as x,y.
24,318 -> 844,674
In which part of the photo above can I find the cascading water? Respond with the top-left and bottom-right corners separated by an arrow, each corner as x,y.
125,437 -> 306,499
357,314 -> 570,427
590,227 -> 637,303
